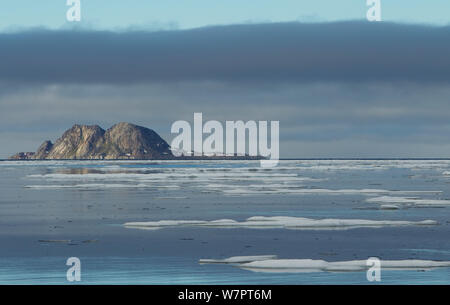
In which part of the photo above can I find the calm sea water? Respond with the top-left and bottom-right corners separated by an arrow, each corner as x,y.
0,159 -> 449,284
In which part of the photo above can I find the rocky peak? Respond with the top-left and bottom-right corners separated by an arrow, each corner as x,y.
9,152 -> 35,160
9,123 -> 173,160
46,124 -> 106,159
34,140 -> 54,159
104,122 -> 172,159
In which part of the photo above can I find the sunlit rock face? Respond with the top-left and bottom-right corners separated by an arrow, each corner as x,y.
10,122 -> 173,160
102,122 -> 172,160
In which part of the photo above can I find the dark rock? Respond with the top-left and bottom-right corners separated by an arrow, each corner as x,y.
34,140 -> 53,159
10,123 -> 172,160
9,152 -> 35,160
46,124 -> 106,159
9,122 -> 262,160
102,122 -> 172,159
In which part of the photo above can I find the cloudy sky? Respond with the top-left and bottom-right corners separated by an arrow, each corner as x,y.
1,1 -> 450,158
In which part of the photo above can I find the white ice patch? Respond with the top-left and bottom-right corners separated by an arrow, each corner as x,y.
13,160 -> 450,197
220,187 -> 441,196
238,258 -> 450,273
5,159 -> 450,171
124,216 -> 437,230
26,172 -> 303,180
367,196 -> 450,207
282,159 -> 450,171
24,183 -> 179,189
199,255 -> 277,264
380,204 -> 401,210
25,170 -> 323,193
25,172 -> 316,189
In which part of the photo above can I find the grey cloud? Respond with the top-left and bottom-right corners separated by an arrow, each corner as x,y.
2,81 -> 450,158
1,21 -> 450,84
2,21 -> 450,159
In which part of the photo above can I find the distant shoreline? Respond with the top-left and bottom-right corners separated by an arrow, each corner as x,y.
3,158 -> 450,161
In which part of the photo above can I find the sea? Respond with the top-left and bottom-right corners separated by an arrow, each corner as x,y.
0,159 -> 449,284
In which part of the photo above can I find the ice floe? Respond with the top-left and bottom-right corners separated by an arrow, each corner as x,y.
199,255 -> 277,264
198,255 -> 450,273
367,196 -> 450,207
281,159 -> 450,171
24,183 -> 179,189
19,160 -> 450,197
220,187 -> 441,196
14,160 -> 450,198
239,258 -> 450,273
26,172 -> 306,181
379,204 -> 401,210
25,170 -> 317,191
5,159 -> 450,172
124,216 -> 438,230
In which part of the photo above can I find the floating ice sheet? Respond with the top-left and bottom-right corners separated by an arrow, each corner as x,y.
124,216 -> 438,231
20,160 -> 450,196
199,255 -> 277,264
199,255 -> 450,273
219,187 -> 442,196
367,196 -> 450,207
25,183 -> 179,189
239,258 -> 450,273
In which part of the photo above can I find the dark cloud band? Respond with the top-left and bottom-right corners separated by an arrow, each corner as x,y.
1,21 -> 450,84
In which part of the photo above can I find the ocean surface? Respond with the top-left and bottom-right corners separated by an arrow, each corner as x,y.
0,159 -> 449,284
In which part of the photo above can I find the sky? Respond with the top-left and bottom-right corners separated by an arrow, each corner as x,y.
0,0 -> 449,31
1,1 -> 450,158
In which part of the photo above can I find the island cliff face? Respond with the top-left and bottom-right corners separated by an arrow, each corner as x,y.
10,123 -> 172,160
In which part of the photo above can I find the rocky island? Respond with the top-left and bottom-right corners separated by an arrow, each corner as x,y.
9,122 -> 260,160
